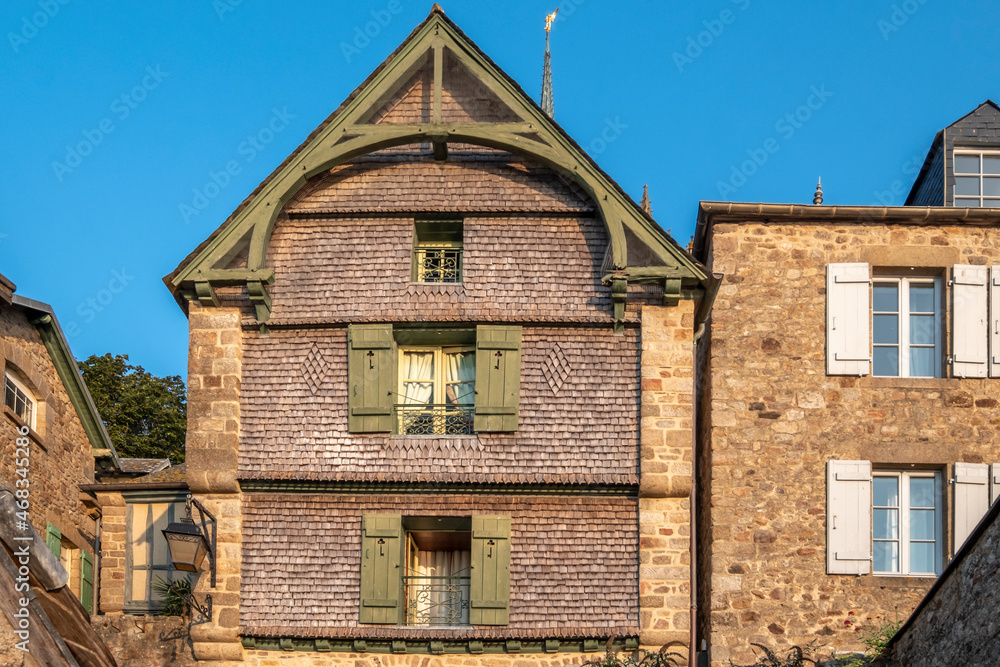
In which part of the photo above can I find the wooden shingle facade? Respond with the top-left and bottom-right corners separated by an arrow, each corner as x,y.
165,6 -> 711,665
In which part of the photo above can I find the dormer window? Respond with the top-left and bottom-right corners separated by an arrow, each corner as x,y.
4,370 -> 35,429
954,152 -> 1000,207
412,221 -> 463,283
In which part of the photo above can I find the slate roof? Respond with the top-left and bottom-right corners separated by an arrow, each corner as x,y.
117,458 -> 170,475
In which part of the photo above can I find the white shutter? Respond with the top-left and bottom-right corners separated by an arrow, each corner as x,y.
991,463 -> 1000,505
827,460 -> 872,575
953,462 -> 990,550
952,265 -> 988,378
827,264 -> 870,376
990,267 -> 1000,378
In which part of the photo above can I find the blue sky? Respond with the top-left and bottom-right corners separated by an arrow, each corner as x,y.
2,0 -> 999,379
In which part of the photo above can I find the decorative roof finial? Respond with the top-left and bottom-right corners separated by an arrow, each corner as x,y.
541,9 -> 558,118
813,177 -> 824,205
640,184 -> 652,215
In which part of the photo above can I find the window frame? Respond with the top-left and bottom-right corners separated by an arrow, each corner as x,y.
4,370 -> 36,430
402,517 -> 473,627
953,150 -> 1000,208
412,220 -> 464,284
123,495 -> 190,614
396,345 -> 475,435
871,470 -> 943,577
871,275 -> 943,378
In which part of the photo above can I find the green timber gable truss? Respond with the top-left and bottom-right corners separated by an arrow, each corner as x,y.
167,6 -> 708,323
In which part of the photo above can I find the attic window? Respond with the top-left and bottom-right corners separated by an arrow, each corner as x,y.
4,371 -> 35,430
413,221 -> 463,283
954,152 -> 1000,207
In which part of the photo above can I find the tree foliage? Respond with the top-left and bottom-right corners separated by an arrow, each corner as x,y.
78,354 -> 186,463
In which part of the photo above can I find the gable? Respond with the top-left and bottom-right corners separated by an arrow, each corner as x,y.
165,6 -> 707,325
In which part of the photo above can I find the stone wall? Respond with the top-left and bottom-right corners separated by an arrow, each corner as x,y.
185,305 -> 244,663
0,303 -> 97,601
699,221 -> 1000,665
639,303 -> 695,656
889,503 -> 1000,666
92,614 -> 197,666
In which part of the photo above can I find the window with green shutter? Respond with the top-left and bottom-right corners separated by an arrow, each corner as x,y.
349,325 -> 522,434
359,514 -> 403,624
474,325 -> 521,432
469,515 -> 511,625
80,551 -> 94,615
348,324 -> 396,433
359,514 -> 511,627
45,522 -> 61,558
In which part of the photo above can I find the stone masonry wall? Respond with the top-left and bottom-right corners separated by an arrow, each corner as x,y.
639,302 -> 695,659
0,304 -> 97,600
890,504 -> 1000,666
185,305 -> 244,664
92,614 -> 197,666
702,221 -> 1000,666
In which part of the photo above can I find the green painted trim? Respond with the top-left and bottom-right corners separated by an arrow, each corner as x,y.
14,297 -> 120,469
238,480 -> 638,496
170,12 -> 707,313
238,635 -> 639,655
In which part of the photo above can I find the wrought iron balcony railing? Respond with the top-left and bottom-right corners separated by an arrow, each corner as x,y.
403,573 -> 471,626
396,404 -> 474,435
414,247 -> 462,283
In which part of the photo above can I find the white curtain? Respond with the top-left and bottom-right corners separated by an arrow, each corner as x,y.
402,352 -> 434,405
444,351 -> 475,405
409,548 -> 471,625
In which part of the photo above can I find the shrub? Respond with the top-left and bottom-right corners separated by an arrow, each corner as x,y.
728,641 -> 818,667
152,576 -> 192,617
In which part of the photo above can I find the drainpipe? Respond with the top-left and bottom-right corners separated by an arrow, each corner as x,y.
690,274 -> 722,666
94,513 -> 101,615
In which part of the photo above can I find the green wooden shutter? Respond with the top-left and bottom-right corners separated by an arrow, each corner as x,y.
348,324 -> 396,433
46,522 -> 61,559
359,514 -> 402,624
469,515 -> 511,626
80,550 -> 94,614
474,326 -> 521,432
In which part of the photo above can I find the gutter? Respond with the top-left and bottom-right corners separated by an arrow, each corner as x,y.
80,482 -> 187,493
11,295 -> 121,471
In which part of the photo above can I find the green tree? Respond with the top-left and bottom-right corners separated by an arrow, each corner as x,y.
78,354 -> 186,463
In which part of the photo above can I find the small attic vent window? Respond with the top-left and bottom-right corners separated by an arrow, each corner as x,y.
413,221 -> 463,283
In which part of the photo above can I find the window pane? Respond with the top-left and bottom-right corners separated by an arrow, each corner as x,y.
908,284 -> 936,313
909,477 -> 936,507
909,347 -> 936,377
873,477 -> 899,507
873,347 -> 899,376
873,542 -> 898,573
909,542 -> 936,574
955,176 -> 981,195
873,284 -> 899,312
984,156 -> 1000,174
910,509 -> 936,540
873,509 -> 899,539
873,315 -> 898,344
955,198 -> 981,207
909,314 -> 936,345
985,177 -> 1000,196
955,155 -> 980,173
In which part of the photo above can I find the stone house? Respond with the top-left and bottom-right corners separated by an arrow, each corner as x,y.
161,6 -> 713,666
0,272 -> 119,666
691,102 -> 1000,665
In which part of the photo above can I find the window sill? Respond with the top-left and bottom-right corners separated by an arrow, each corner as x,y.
5,406 -> 45,451
861,574 -> 937,588
859,377 -> 950,389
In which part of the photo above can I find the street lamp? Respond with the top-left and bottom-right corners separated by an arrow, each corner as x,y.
162,494 -> 217,587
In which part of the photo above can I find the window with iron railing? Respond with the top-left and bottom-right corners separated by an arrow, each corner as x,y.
412,221 -> 463,283
397,347 -> 474,435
